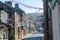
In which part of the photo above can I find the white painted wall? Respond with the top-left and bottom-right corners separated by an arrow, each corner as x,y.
52,3 -> 60,40
1,10 -> 9,24
58,3 -> 60,40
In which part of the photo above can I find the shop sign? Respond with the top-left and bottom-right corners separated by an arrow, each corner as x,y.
0,24 -> 5,27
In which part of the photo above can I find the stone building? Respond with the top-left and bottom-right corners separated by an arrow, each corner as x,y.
0,1 -> 14,40
0,1 -> 25,40
48,0 -> 60,40
43,0 -> 60,40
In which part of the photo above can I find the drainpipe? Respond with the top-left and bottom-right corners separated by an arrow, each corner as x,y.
0,9 -> 1,23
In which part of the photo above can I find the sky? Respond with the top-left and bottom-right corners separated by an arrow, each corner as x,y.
0,0 -> 43,13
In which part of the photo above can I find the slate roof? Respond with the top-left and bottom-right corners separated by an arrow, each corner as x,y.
0,1 -> 25,17
15,7 -> 25,17
0,1 -> 15,14
0,1 -> 25,27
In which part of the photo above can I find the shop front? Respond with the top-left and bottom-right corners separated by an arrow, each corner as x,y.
0,28 -> 3,40
0,22 -> 10,40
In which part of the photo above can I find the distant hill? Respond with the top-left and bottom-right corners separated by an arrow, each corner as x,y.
26,12 -> 44,26
26,12 -> 43,19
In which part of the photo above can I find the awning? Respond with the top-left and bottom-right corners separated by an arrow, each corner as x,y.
0,21 -> 11,28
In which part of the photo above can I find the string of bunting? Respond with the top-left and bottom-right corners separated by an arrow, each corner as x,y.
12,0 -> 43,10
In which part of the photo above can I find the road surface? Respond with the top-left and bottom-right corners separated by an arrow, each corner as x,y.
22,30 -> 44,40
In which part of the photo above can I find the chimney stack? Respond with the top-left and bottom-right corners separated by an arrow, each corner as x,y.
15,4 -> 19,8
5,1 -> 12,7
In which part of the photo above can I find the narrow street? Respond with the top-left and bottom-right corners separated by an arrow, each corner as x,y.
22,29 -> 44,40
0,0 -> 44,40
0,0 -> 60,40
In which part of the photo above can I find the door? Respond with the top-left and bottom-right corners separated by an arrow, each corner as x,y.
0,29 -> 3,40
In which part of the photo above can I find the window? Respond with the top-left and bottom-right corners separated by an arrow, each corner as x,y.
7,15 -> 12,24
48,6 -> 52,20
3,29 -> 8,39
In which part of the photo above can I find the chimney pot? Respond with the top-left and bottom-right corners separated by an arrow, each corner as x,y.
15,4 -> 19,8
5,1 -> 12,7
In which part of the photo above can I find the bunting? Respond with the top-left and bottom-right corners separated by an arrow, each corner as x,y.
12,0 -> 43,10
